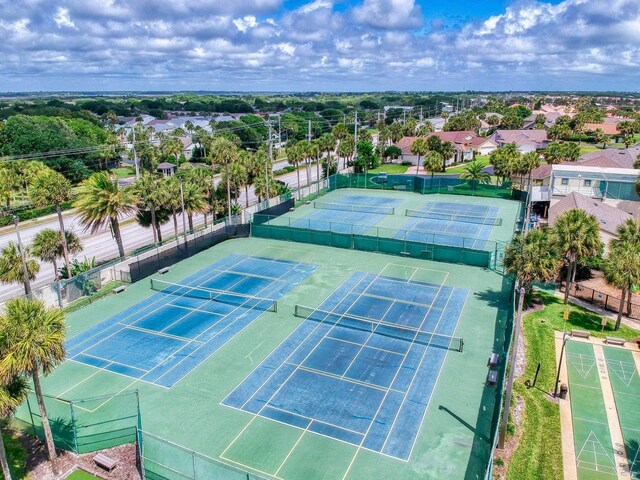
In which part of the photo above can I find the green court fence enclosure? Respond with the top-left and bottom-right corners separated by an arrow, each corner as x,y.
251,215 -> 501,270
17,390 -> 141,454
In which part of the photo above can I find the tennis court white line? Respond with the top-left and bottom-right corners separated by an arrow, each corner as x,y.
340,273 -> 451,478
263,404 -> 366,437
325,333 -> 412,357
220,273 -> 373,463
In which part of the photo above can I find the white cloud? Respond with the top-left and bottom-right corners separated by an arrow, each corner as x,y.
54,7 -> 76,29
233,15 -> 257,32
352,0 -> 422,30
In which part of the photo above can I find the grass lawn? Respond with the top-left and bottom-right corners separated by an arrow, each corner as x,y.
505,291 -> 640,479
65,470 -> 101,480
443,155 -> 491,175
1,428 -> 26,480
578,144 -> 602,155
368,164 -> 409,174
110,167 -> 136,179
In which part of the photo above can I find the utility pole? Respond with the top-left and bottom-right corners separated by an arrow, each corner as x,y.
308,120 -> 312,143
179,177 -> 187,241
267,121 -> 272,205
499,286 -> 526,449
13,216 -> 32,296
132,127 -> 140,180
420,106 -> 423,120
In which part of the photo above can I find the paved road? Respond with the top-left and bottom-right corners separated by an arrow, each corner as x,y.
0,165 -> 321,303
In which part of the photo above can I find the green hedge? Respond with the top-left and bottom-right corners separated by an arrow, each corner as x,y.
0,200 -> 75,227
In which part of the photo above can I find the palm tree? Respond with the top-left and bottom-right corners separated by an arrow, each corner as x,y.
254,174 -> 278,202
337,136 -> 355,171
553,209 -> 603,303
410,138 -> 429,167
209,137 -> 239,219
317,133 -> 337,176
183,167 -> 216,224
504,229 -> 561,293
286,142 -> 303,195
0,242 -> 40,296
604,247 -> 640,330
423,151 -> 443,180
75,172 -> 138,259
0,298 -> 66,473
0,375 -> 28,480
30,169 -> 74,277
132,174 -> 165,245
438,141 -> 456,170
181,181 -> 209,231
610,219 -> 640,317
160,176 -> 183,240
32,229 -> 82,280
238,151 -> 261,208
459,161 -> 491,190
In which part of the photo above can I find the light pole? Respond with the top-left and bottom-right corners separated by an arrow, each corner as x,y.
498,285 -> 526,449
554,331 -> 570,397
13,215 -> 32,296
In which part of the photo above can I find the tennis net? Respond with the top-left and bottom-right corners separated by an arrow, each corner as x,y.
314,201 -> 395,215
405,208 -> 503,226
294,304 -> 463,352
150,278 -> 278,312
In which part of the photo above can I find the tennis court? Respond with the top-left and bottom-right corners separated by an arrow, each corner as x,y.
290,194 -> 402,234
222,268 -> 467,461
397,201 -> 500,250
66,253 -> 317,388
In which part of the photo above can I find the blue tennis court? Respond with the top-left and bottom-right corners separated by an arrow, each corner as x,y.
290,194 -> 401,234
223,270 -> 467,461
66,254 -> 317,388
397,201 -> 500,250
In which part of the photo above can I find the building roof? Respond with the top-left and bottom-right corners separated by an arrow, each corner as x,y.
578,147 -> 640,169
548,191 -> 632,235
490,129 -> 549,147
530,164 -> 553,180
396,131 -> 494,155
584,123 -> 620,135
157,162 -> 176,170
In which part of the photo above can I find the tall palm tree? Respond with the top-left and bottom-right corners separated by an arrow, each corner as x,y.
30,169 -> 74,277
32,229 -> 82,280
459,161 -> 491,190
132,174 -> 166,245
286,142 -> 304,195
317,133 -> 337,175
610,219 -> 640,317
438,141 -> 456,170
337,136 -> 355,171
553,209 -> 603,303
0,242 -> 40,296
181,181 -> 210,231
254,175 -> 278,202
604,247 -> 640,330
238,151 -> 261,208
0,298 -> 66,474
504,229 -> 561,293
423,151 -> 443,179
183,167 -> 216,224
160,176 -> 183,240
0,375 -> 28,480
410,138 -> 429,168
209,137 -> 239,219
75,172 -> 138,259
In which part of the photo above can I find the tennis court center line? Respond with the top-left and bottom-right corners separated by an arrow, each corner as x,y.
153,256 -> 314,388
340,272 -> 452,476
324,334 -> 412,357
220,274 -> 374,472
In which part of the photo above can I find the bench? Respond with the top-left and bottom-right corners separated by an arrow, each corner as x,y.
112,285 -> 126,294
488,353 -> 499,368
157,267 -> 170,275
93,453 -> 117,471
487,370 -> 498,386
605,336 -> 625,347
570,329 -> 590,339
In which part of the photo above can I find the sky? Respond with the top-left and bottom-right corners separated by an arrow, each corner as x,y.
0,0 -> 639,92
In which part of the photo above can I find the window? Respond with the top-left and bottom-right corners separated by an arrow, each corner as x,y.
584,179 -> 592,187
561,178 -> 569,185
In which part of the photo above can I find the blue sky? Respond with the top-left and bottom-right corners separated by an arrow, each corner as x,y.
0,0 -> 638,92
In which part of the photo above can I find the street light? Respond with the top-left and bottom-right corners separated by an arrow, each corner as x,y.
554,331 -> 570,397
13,215 -> 32,296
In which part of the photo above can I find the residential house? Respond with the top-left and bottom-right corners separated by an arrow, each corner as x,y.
425,117 -> 446,132
157,162 -> 176,177
583,123 -> 620,136
478,112 -> 503,134
178,136 -> 196,159
548,191 -> 633,249
489,130 -> 549,153
397,131 -> 497,167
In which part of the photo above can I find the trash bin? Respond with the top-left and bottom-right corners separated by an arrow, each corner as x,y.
559,383 -> 568,399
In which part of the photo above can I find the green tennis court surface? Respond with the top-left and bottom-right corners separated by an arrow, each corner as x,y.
15,230 -> 516,479
603,346 -> 640,479
566,341 -> 618,479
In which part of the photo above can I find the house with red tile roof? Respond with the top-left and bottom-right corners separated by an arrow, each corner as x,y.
396,132 -> 497,167
489,130 -> 549,153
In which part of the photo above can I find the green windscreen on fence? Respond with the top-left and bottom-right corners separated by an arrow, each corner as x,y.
250,216 -> 495,269
328,173 -> 516,199
17,390 -> 141,455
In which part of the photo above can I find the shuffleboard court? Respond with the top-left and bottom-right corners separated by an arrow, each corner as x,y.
603,346 -> 640,479
222,268 -> 467,462
566,341 -> 618,479
66,253 -> 317,388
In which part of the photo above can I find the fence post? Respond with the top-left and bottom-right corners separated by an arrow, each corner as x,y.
69,401 -> 80,453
